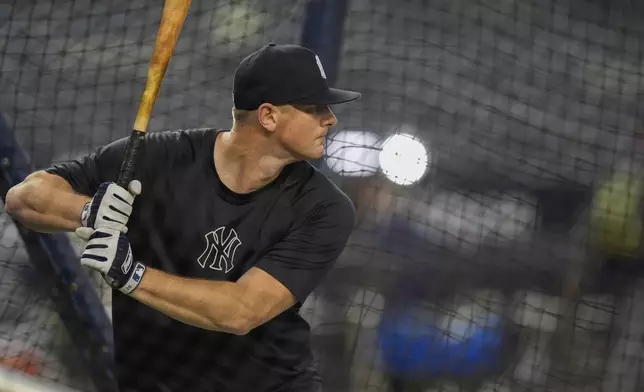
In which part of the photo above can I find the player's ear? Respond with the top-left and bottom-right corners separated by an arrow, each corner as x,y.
257,103 -> 279,133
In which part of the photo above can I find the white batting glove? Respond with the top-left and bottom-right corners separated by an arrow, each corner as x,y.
78,227 -> 147,295
80,181 -> 142,234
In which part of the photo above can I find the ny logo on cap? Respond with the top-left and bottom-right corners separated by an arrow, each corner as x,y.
315,55 -> 327,79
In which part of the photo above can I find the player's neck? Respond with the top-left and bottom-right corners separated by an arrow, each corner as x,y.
214,129 -> 294,194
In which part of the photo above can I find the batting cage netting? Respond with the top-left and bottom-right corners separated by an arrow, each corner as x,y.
2,0 -> 644,391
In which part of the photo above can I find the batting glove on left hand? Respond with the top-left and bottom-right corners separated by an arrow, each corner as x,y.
78,227 -> 147,295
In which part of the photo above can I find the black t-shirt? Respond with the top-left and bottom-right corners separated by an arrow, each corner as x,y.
45,128 -> 355,392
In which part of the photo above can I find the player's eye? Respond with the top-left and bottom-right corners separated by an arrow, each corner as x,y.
293,105 -> 316,114
293,104 -> 329,116
313,105 -> 330,115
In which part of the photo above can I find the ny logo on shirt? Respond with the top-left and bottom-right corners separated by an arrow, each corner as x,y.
197,226 -> 242,273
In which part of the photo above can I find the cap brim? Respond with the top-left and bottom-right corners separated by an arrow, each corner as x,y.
295,88 -> 361,106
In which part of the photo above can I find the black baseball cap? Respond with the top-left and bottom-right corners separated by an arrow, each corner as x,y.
233,44 -> 361,110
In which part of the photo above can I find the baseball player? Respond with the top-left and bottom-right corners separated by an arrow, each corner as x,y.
6,44 -> 361,392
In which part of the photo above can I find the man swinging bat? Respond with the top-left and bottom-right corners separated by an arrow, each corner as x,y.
6,43 -> 361,392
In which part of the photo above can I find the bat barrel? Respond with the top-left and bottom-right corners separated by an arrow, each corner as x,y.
119,0 -> 192,185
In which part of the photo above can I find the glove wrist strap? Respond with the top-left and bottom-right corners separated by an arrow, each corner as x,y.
119,262 -> 147,295
80,202 -> 91,227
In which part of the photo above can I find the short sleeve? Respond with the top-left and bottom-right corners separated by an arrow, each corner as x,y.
256,196 -> 356,303
44,137 -> 129,196
44,129 -> 217,199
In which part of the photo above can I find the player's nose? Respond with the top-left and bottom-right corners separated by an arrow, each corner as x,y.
323,106 -> 337,127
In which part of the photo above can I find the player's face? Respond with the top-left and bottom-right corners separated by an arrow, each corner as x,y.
277,104 -> 337,160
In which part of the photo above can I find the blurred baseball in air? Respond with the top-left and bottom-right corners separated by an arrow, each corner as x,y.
379,132 -> 429,186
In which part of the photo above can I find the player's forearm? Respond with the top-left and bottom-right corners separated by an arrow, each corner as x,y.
5,171 -> 89,233
129,267 -> 257,335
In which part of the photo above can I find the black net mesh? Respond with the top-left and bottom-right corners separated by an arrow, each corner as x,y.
2,0 -> 644,391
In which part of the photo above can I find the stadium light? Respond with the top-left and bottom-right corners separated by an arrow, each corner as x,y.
379,133 -> 429,186
325,130 -> 381,177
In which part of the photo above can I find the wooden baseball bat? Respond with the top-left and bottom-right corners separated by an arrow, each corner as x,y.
117,0 -> 192,188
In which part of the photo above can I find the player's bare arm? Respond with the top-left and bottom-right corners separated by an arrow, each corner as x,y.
78,192 -> 354,337
5,171 -> 90,232
7,169 -> 141,237
130,266 -> 295,335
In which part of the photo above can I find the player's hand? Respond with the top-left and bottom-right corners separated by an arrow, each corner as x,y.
80,181 -> 142,233
78,227 -> 147,295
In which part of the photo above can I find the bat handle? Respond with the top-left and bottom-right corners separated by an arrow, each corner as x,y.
116,130 -> 146,188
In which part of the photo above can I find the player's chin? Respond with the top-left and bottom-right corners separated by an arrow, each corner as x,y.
302,143 -> 325,160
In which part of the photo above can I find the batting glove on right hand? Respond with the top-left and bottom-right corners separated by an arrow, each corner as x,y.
79,227 -> 147,295
80,181 -> 142,234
